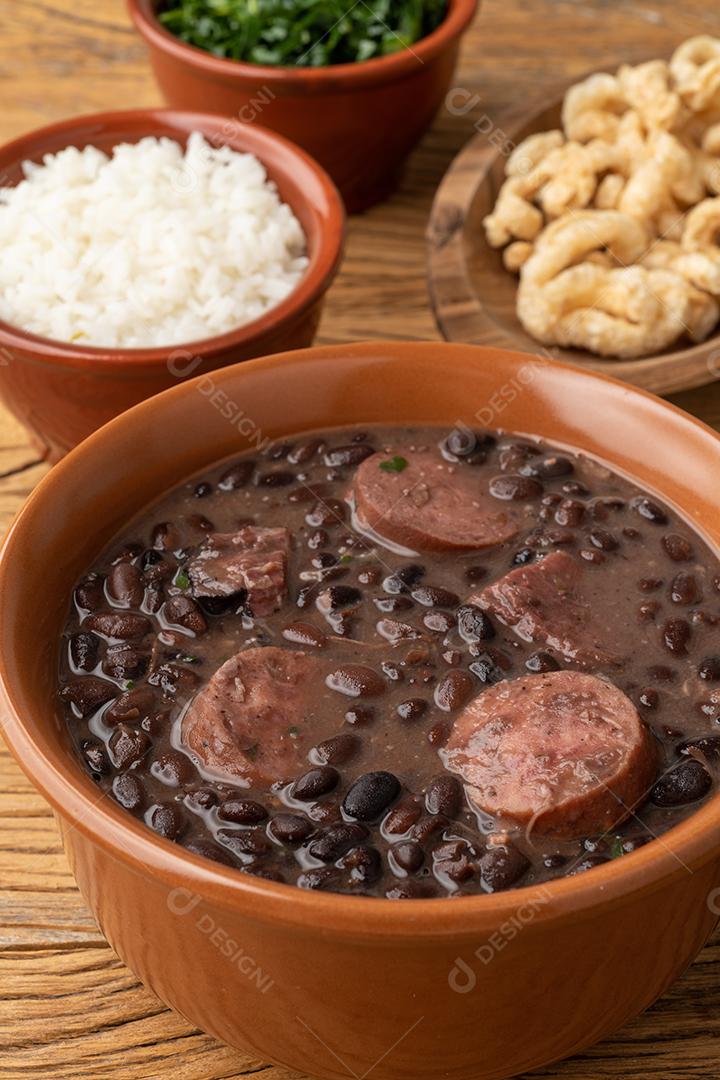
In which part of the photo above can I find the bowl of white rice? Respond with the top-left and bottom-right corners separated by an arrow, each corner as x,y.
0,108 -> 344,460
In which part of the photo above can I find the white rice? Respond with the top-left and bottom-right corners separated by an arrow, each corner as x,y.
0,132 -> 309,349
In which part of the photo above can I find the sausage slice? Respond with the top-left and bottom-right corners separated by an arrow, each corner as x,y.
181,647 -> 343,786
473,550 -> 619,667
445,671 -> 657,839
187,526 -> 289,617
351,450 -> 518,552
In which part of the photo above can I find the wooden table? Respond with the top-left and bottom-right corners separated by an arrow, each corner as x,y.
2,2 -> 720,1076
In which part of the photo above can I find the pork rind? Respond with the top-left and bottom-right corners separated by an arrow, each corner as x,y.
485,35 -> 720,358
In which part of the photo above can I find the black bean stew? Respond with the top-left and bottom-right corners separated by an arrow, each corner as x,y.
58,427 -> 720,898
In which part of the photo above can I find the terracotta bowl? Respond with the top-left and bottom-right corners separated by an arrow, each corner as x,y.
2,342 -> 720,1080
0,109 -> 344,462
128,0 -> 479,212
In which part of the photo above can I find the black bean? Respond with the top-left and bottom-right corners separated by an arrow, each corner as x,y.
150,752 -> 195,787
383,796 -> 423,836
217,827 -> 271,858
298,867 -> 338,890
151,522 -> 178,551
662,618 -> 691,656
489,475 -> 543,501
554,499 -> 585,527
148,662 -> 200,699
318,585 -> 362,610
699,657 -> 720,681
255,470 -> 296,487
323,444 -> 375,468
396,698 -> 428,722
374,595 -> 413,613
662,533 -> 694,562
69,632 -> 99,673
434,854 -> 475,885
104,687 -> 157,727
308,823 -> 369,862
82,738 -> 109,775
186,788 -> 219,812
185,839 -> 235,867
638,688 -> 659,710
632,497 -> 668,525
306,498 -> 347,528
391,840 -> 425,874
469,655 -> 505,685
218,798 -> 268,825
457,605 -> 495,642
382,567 -> 423,596
670,572 -> 701,606
85,612 -> 151,640
107,561 -> 144,607
327,665 -> 386,698
112,773 -> 146,810
525,651 -> 561,673
219,461 -> 255,490
102,644 -> 149,680
677,736 -> 720,761
520,455 -> 574,479
410,585 -> 459,608
478,844 -> 529,892
412,814 -> 450,845
265,812 -> 312,845
343,771 -> 400,822
108,725 -> 151,769
60,677 -> 117,716
435,670 -> 474,712
164,595 -> 208,635
340,845 -> 382,884
312,732 -> 360,766
425,775 -> 463,819
588,528 -> 619,552
150,803 -> 186,841
75,575 -> 105,612
651,761 -> 712,806
291,766 -> 340,801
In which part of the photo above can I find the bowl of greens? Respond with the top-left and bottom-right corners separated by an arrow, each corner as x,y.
128,0 -> 479,211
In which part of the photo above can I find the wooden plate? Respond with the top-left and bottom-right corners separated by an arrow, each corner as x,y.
426,94 -> 720,395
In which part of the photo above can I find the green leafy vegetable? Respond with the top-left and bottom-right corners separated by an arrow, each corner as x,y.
379,455 -> 409,473
610,836 -> 625,859
158,0 -> 448,67
174,568 -> 191,590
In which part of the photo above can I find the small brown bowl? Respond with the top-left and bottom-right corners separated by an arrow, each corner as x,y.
128,0 -> 479,212
1,342 -> 720,1079
0,108 -> 344,462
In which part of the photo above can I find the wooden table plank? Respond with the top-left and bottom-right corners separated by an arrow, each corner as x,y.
1,0 -> 720,1076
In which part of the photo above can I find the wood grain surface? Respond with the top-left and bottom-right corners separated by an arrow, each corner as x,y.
1,2 -> 720,1078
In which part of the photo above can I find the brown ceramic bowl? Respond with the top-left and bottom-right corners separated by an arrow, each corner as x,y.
1,342 -> 720,1080
0,109 -> 344,462
128,0 -> 479,212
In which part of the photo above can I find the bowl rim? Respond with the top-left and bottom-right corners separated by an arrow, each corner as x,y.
2,340 -> 720,939
128,0 -> 479,88
0,108 -> 345,370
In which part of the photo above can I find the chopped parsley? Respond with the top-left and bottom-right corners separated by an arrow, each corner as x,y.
174,569 -> 191,590
379,455 -> 409,474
